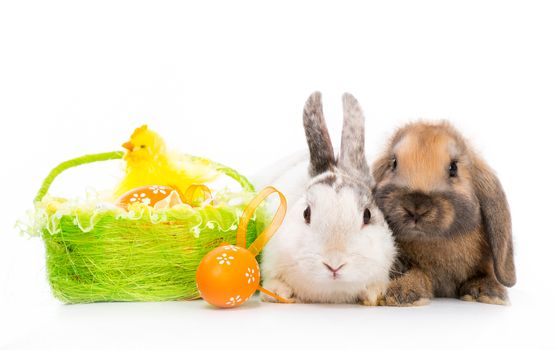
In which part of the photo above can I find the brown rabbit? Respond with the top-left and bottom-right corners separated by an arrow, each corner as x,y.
372,121 -> 515,306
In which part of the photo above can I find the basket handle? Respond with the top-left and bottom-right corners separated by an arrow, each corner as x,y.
34,151 -> 255,203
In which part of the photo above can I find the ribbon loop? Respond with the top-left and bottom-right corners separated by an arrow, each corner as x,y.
236,186 -> 287,256
237,187 -> 290,304
183,184 -> 212,206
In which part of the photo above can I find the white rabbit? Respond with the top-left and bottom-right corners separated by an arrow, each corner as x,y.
260,92 -> 396,305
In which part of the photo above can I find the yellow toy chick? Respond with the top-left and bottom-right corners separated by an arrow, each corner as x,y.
115,125 -> 220,197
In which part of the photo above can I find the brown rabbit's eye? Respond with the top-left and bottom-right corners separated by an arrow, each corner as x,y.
391,157 -> 397,171
303,206 -> 311,224
140,145 -> 146,149
363,208 -> 371,225
449,161 -> 458,177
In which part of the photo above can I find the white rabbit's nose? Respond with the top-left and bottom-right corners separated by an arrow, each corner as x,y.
323,262 -> 346,279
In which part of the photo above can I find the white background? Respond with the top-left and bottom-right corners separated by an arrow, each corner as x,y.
1,1 -> 555,349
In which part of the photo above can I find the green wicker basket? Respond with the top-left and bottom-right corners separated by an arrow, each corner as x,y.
27,151 -> 269,304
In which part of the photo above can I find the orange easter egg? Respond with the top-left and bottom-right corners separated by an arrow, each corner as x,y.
116,185 -> 181,209
196,245 -> 260,308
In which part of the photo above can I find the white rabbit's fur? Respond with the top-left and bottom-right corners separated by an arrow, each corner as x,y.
260,92 -> 395,305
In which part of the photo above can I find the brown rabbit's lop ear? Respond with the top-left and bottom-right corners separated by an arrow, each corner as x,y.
473,157 -> 516,287
372,128 -> 404,183
372,153 -> 392,184
303,92 -> 336,177
338,93 -> 371,179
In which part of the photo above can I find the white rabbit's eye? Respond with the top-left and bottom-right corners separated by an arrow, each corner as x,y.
363,208 -> 371,225
303,206 -> 311,224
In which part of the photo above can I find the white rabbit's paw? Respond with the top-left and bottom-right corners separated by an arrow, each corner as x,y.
359,284 -> 386,306
260,279 -> 294,303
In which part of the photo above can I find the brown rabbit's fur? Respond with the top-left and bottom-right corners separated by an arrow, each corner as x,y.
372,121 -> 515,305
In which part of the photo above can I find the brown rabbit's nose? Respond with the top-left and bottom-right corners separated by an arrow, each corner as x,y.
403,192 -> 433,223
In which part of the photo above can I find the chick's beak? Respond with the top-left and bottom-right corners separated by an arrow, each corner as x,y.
122,142 -> 134,151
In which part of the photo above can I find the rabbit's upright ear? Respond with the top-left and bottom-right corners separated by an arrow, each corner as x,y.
338,93 -> 371,179
303,92 -> 336,177
473,158 -> 516,287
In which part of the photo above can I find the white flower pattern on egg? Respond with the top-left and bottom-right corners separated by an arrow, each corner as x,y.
148,185 -> 167,195
216,253 -> 234,265
225,295 -> 243,306
129,193 -> 151,205
245,267 -> 256,284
